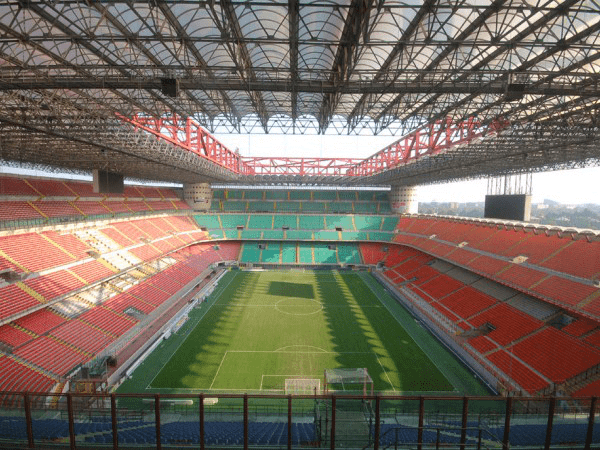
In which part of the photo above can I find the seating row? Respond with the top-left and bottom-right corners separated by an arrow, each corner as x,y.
393,217 -> 600,320
395,216 -> 600,281
379,242 -> 600,393
213,188 -> 388,202
239,242 -> 361,265
0,175 -> 179,199
195,214 -> 398,232
212,199 -> 392,214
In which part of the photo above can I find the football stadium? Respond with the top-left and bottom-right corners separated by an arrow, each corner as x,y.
0,1 -> 600,449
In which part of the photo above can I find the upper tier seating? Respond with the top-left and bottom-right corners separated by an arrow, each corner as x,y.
393,216 -> 600,320
0,232 -> 81,272
0,175 -> 188,228
211,189 -> 392,214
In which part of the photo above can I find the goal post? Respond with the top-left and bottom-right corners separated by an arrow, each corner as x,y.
284,378 -> 321,396
324,368 -> 374,396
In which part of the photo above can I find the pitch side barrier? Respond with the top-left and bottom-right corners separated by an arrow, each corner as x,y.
0,392 -> 598,450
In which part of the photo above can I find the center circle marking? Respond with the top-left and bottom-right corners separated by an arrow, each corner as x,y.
275,298 -> 323,315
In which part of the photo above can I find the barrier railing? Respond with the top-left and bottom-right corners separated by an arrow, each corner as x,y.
0,392 -> 597,450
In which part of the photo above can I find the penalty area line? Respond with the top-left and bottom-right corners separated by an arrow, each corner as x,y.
209,351 -> 228,390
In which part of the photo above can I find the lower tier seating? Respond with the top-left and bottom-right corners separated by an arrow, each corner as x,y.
238,242 -> 361,265
0,241 -> 240,389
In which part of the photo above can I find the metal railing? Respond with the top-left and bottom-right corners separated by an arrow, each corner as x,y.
0,392 -> 598,450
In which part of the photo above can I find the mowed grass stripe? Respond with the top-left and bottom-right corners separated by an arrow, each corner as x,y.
146,270 -> 454,393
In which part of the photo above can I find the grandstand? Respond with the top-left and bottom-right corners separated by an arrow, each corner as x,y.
1,2 -> 600,449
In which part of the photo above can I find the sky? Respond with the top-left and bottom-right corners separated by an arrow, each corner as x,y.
214,132 -> 600,205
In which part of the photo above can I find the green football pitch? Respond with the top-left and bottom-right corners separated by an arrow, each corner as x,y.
118,270 -> 490,395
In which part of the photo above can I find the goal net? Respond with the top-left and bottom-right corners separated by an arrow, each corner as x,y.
324,368 -> 373,395
285,378 -> 321,395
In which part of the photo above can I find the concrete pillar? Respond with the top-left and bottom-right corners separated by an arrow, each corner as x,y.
93,169 -> 124,194
183,183 -> 212,210
390,185 -> 418,214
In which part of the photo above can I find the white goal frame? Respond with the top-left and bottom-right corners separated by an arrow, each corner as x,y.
284,378 -> 321,395
324,368 -> 374,396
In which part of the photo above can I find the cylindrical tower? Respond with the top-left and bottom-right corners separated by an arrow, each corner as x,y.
183,183 -> 212,211
390,186 -> 418,214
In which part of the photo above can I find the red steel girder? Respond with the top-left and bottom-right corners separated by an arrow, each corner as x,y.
119,113 -> 509,179
244,157 -> 364,176
346,117 -> 510,177
119,113 -> 255,175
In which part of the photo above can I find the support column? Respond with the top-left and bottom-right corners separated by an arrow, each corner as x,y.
183,183 -> 212,210
390,185 -> 418,214
93,169 -> 124,194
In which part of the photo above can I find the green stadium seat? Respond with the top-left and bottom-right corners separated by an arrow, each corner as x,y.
248,201 -> 274,212
210,200 -> 222,211
277,201 -> 300,212
329,202 -> 353,213
273,215 -> 298,229
353,202 -> 378,214
248,215 -> 273,229
226,190 -> 244,199
355,216 -> 383,230
220,214 -> 248,228
241,230 -> 262,239
375,192 -> 389,201
381,216 -> 399,231
290,190 -> 311,200
212,189 -> 225,199
299,215 -> 324,230
337,243 -> 361,264
314,244 -> 337,263
313,191 -> 337,201
244,190 -> 264,200
225,229 -> 239,239
263,230 -> 285,240
369,232 -> 393,241
281,243 -> 296,263
208,229 -> 224,239
378,202 -> 392,213
357,191 -> 375,201
287,230 -> 313,240
325,215 -> 354,230
314,230 -> 339,240
261,244 -> 280,263
338,191 -> 356,201
240,243 -> 261,262
223,201 -> 247,212
342,231 -> 368,241
301,202 -> 326,212
194,214 -> 221,229
265,190 -> 287,200
298,243 -> 313,263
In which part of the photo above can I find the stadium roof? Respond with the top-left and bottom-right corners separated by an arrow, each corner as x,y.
0,1 -> 599,185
